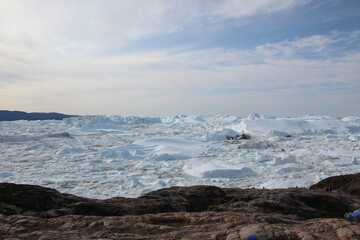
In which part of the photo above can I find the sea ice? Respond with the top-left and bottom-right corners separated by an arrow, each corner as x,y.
0,113 -> 359,199
205,128 -> 240,141
272,155 -> 297,166
132,137 -> 204,160
0,171 -> 14,178
183,162 -> 258,178
140,179 -> 167,195
56,147 -> 89,155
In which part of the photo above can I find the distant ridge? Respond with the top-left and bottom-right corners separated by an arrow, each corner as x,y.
0,110 -> 77,121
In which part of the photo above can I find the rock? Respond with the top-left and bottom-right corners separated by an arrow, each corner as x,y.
225,134 -> 251,140
0,183 -> 84,215
297,231 -> 315,240
222,187 -> 360,219
46,132 -> 74,139
1,174 -> 360,239
3,183 -> 358,219
310,173 -> 360,198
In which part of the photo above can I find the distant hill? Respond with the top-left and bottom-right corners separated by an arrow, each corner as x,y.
0,110 -> 77,121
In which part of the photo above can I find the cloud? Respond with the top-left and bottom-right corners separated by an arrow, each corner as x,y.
253,31 -> 360,58
0,0 -> 312,69
0,1 -> 358,116
1,30 -> 359,115
207,0 -> 309,18
0,0 -> 308,53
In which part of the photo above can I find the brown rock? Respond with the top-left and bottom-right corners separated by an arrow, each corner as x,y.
0,183 -> 84,215
310,173 -> 360,198
1,174 -> 360,239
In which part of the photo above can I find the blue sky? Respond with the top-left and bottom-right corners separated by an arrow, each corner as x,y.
0,0 -> 359,117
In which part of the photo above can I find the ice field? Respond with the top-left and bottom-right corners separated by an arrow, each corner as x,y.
1,114 -> 359,199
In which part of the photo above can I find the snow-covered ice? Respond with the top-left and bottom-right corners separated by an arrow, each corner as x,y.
183,161 -> 258,178
0,114 -> 359,199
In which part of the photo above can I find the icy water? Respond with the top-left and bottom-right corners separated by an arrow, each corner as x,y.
0,114 -> 359,199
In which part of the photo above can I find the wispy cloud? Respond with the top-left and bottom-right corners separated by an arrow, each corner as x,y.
254,31 -> 360,58
0,0 -> 358,116
0,0 -> 309,54
2,30 -> 359,113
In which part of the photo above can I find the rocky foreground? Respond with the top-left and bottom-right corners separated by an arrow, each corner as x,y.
1,173 -> 360,240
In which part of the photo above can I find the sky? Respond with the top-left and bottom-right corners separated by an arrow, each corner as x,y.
0,0 -> 359,117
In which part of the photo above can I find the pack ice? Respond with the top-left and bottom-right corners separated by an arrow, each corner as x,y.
0,114 -> 359,198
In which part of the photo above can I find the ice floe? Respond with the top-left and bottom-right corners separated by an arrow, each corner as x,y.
0,114 -> 359,198
183,161 -> 258,178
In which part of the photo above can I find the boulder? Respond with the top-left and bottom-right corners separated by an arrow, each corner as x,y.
310,173 -> 360,198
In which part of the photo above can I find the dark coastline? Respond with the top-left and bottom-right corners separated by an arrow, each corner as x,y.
0,110 -> 77,121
